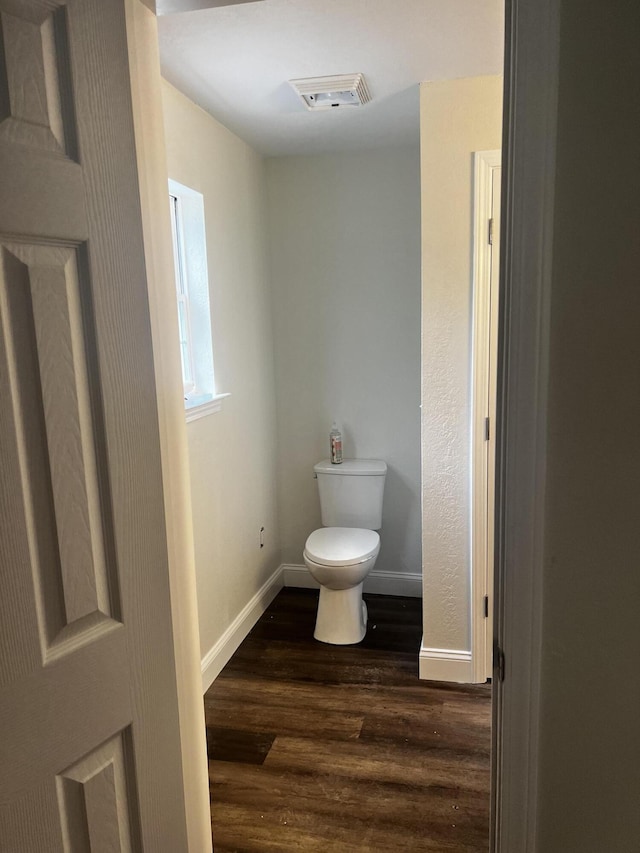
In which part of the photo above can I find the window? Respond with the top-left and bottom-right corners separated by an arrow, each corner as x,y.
169,193 -> 195,394
168,179 -> 227,420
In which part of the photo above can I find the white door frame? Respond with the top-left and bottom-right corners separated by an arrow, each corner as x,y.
471,149 -> 501,684
492,0 -> 561,850
124,2 -> 212,849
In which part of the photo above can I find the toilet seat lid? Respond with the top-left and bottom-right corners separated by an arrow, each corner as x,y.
304,527 -> 380,566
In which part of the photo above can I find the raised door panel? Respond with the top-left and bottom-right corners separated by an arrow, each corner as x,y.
0,243 -> 119,660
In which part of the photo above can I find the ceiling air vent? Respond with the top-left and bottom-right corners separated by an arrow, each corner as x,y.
289,74 -> 371,110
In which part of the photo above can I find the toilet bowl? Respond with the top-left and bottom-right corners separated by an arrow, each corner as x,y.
304,526 -> 380,644
305,457 -> 386,644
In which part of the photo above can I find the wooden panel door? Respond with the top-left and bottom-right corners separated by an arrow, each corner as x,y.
0,1 -> 189,849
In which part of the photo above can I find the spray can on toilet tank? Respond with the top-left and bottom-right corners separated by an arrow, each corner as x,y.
330,422 -> 343,464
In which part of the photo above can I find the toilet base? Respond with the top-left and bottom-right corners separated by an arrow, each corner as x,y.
313,583 -> 368,645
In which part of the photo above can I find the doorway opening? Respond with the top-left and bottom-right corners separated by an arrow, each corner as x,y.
154,3 -> 502,848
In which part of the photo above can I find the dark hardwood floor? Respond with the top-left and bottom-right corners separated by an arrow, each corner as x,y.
204,589 -> 491,852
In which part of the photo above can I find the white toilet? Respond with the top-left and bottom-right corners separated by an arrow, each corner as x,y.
303,458 -> 387,644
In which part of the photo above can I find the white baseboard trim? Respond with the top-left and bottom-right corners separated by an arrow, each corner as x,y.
419,643 -> 475,683
281,563 -> 422,598
200,566 -> 283,693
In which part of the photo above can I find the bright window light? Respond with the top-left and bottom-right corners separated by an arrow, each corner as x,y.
168,179 -> 218,416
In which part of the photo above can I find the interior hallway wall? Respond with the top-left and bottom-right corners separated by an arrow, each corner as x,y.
420,76 -> 503,668
536,0 -> 640,846
161,80 -> 280,664
266,147 -> 422,583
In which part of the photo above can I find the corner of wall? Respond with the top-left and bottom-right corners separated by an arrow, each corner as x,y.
420,75 -> 503,670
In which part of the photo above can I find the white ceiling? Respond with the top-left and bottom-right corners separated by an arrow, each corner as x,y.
157,0 -> 504,157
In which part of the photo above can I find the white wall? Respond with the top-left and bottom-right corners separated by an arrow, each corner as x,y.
537,0 -> 640,846
161,80 -> 280,661
266,148 -> 422,583
420,76 -> 503,659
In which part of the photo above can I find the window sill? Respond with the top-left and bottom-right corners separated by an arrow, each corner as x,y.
185,392 -> 230,423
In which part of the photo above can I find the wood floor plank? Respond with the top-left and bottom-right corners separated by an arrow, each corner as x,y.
358,702 -> 491,756
207,677 -> 444,721
219,641 -> 422,688
264,735 -> 490,793
211,803 -> 484,853
206,726 -> 276,765
211,761 -> 488,853
205,679 -> 365,741
205,589 -> 491,852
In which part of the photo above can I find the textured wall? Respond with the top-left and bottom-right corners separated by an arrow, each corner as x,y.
162,80 -> 280,659
266,147 -> 422,580
420,76 -> 503,651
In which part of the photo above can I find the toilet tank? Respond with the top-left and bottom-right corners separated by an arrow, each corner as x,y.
314,459 -> 387,529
